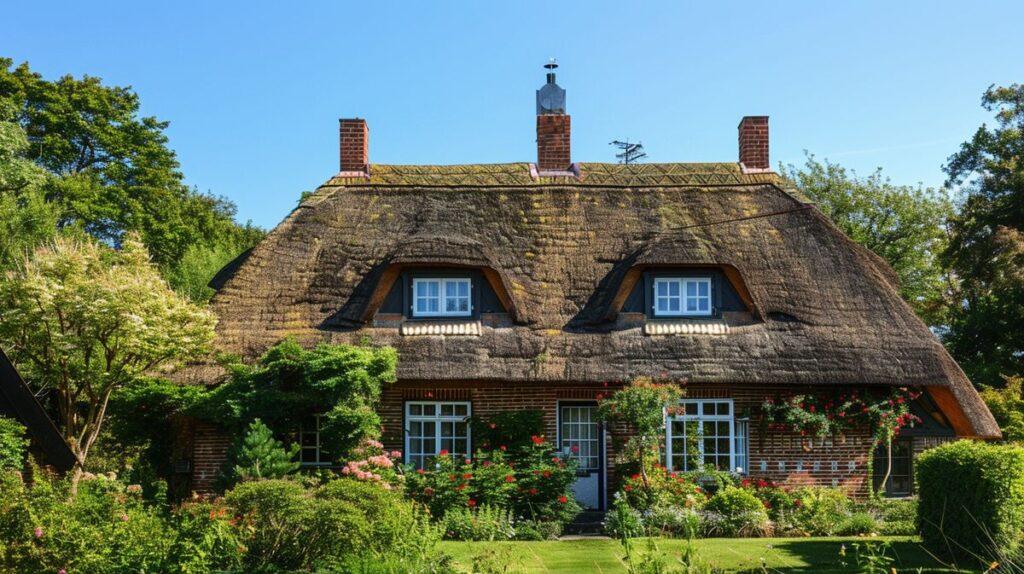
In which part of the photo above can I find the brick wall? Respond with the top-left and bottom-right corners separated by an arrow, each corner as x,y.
536,114 -> 571,171
190,421 -> 231,494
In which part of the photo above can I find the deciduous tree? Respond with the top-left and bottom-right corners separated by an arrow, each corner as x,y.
0,235 -> 216,491
942,84 -> 1024,387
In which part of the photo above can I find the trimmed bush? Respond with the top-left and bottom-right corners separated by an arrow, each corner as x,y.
917,440 -> 1024,561
836,512 -> 879,536
703,486 -> 771,537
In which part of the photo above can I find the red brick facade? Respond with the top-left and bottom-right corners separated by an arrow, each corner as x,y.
183,381 -> 952,498
536,114 -> 571,171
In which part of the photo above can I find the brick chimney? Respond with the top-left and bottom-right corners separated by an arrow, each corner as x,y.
536,60 -> 571,172
738,116 -> 769,171
339,118 -> 369,173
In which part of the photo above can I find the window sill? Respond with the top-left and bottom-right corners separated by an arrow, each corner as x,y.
400,320 -> 482,337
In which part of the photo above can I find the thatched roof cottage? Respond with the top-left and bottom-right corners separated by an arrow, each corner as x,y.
183,65 -> 998,504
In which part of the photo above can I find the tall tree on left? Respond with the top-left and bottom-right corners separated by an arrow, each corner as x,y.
0,58 -> 263,278
0,235 -> 216,492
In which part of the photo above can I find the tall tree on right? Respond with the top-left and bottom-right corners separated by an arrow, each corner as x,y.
943,84 -> 1024,388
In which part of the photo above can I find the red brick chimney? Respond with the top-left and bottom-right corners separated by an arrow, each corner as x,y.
537,115 -> 571,171
738,116 -> 769,171
339,118 -> 369,173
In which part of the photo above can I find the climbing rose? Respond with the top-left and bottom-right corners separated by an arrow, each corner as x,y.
558,496 -> 568,504
531,435 -> 544,445
439,449 -> 449,456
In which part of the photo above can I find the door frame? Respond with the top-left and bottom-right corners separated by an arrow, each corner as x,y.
555,400 -> 607,511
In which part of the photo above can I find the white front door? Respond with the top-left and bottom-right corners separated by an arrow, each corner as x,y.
558,403 -> 604,510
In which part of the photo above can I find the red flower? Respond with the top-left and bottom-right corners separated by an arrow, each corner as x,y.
505,474 -> 516,483
531,435 -> 544,445
417,468 -> 426,475
631,474 -> 641,481
449,474 -> 456,481
624,485 -> 632,492
596,393 -> 605,401
500,445 -> 507,451
439,449 -> 449,457
741,479 -> 751,487
424,487 -> 434,496
456,484 -> 466,491
793,499 -> 803,507
558,496 -> 568,504
570,445 -> 580,454
462,473 -> 473,479
529,488 -> 538,495
543,470 -> 551,478
468,499 -> 476,507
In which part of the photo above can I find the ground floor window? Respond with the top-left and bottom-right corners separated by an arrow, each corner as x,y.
298,415 -> 332,467
405,401 -> 471,469
873,437 -> 913,497
666,399 -> 747,473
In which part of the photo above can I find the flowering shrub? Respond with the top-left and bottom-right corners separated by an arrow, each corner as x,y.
405,438 -> 579,527
761,388 -> 922,445
618,465 -> 707,512
737,477 -> 796,523
339,437 -> 403,488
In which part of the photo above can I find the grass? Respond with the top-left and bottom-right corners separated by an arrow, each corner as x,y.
438,536 -> 969,573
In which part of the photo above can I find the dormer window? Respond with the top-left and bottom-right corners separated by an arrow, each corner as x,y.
653,277 -> 712,317
412,278 -> 472,318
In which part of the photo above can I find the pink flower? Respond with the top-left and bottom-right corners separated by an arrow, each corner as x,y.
59,570 -> 67,574
489,422 -> 497,429
390,451 -> 402,458
34,526 -> 43,539
120,514 -> 129,522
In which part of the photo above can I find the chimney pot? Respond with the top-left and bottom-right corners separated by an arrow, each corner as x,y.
339,118 -> 369,173
738,116 -> 769,171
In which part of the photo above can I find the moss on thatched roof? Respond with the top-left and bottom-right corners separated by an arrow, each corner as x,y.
198,162 -> 997,438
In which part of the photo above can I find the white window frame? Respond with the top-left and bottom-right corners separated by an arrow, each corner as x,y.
298,415 -> 331,467
404,401 -> 472,469
665,399 -> 746,473
652,277 -> 713,317
411,278 -> 473,318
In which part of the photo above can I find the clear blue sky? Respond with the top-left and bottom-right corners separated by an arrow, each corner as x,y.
5,1 -> 1022,229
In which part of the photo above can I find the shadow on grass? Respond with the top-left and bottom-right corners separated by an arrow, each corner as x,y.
759,538 -> 962,574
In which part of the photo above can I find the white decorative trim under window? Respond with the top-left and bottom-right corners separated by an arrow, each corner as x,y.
405,401 -> 471,469
412,278 -> 472,317
653,277 -> 712,317
666,399 -> 747,473
299,415 -> 332,467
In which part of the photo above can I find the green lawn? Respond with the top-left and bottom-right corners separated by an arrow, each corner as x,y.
438,536 -> 968,573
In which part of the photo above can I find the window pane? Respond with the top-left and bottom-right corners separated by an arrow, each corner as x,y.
657,281 -> 668,296
698,299 -> 709,312
446,281 -> 458,297
669,281 -> 680,296
669,298 -> 680,312
698,281 -> 709,297
422,404 -> 436,416
440,404 -> 454,416
409,404 -> 422,416
458,281 -> 469,297
687,282 -> 697,297
454,404 -> 468,417
685,403 -> 698,415
703,403 -> 714,416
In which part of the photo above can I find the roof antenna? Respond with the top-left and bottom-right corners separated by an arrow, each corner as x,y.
610,139 -> 647,164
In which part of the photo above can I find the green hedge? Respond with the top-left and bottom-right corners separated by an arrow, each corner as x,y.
916,440 -> 1024,561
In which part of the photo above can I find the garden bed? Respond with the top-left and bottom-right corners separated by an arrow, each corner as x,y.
439,536 -> 966,573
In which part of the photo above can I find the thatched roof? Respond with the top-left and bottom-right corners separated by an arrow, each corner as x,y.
200,162 -> 998,438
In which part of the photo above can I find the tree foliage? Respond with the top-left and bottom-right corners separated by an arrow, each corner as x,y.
0,57 -> 263,296
942,84 -> 1024,387
979,375 -> 1024,442
782,153 -> 953,326
0,235 -> 216,487
189,339 -> 398,463
0,416 -> 28,471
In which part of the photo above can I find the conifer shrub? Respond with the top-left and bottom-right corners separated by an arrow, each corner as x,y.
917,440 -> 1024,561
